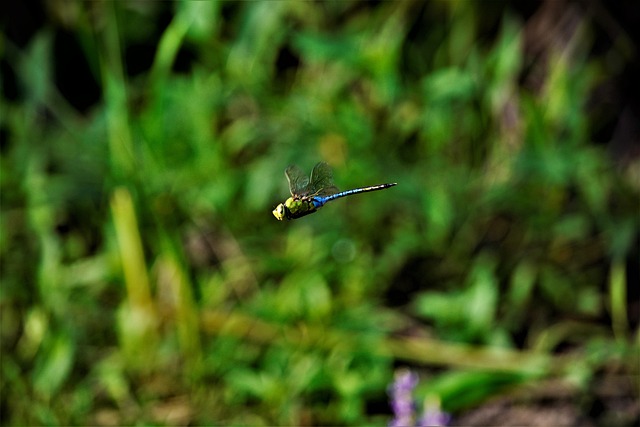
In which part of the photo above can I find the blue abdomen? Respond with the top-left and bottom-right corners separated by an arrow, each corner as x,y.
312,183 -> 396,208
312,197 -> 326,208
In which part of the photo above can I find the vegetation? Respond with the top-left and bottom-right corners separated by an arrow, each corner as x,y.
1,1 -> 638,425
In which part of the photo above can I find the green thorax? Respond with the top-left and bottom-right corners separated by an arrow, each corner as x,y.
284,197 -> 317,219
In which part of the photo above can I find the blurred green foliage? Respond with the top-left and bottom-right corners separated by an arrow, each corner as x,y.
1,1 -> 638,425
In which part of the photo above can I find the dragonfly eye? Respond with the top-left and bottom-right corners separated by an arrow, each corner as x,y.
272,203 -> 286,221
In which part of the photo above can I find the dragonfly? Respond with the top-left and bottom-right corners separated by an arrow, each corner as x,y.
272,162 -> 397,220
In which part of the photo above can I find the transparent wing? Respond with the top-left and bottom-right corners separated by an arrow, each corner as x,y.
285,164 -> 311,197
309,162 -> 339,197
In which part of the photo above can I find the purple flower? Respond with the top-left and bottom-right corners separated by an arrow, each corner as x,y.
418,398 -> 451,427
388,369 -> 450,427
388,369 -> 418,427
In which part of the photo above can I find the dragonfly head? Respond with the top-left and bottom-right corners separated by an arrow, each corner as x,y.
272,203 -> 287,220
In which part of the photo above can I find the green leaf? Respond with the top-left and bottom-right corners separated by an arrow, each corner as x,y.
33,334 -> 74,398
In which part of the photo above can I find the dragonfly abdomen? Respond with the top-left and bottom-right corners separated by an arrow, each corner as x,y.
322,183 -> 397,204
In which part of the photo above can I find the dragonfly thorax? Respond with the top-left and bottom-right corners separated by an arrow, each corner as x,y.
272,197 -> 318,220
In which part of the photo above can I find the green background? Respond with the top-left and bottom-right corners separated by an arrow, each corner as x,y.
1,1 -> 638,425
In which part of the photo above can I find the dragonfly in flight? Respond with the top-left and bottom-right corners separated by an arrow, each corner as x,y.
272,162 -> 397,220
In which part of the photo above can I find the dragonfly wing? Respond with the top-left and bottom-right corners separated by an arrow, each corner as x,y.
309,162 -> 339,196
285,164 -> 311,198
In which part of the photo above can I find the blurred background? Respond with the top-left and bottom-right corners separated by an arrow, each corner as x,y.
1,1 -> 638,425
